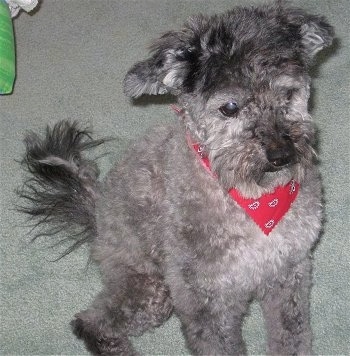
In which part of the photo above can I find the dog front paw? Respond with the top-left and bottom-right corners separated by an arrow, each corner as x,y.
71,314 -> 138,356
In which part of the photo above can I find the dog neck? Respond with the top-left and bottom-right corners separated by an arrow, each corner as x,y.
190,139 -> 300,236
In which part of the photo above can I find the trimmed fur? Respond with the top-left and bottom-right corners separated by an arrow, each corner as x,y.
19,3 -> 334,355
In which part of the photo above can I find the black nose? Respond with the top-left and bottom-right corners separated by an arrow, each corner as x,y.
266,138 -> 296,168
267,149 -> 294,167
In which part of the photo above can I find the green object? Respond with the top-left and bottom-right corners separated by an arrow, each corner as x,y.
0,0 -> 15,94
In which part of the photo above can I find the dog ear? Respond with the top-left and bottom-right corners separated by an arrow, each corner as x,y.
123,31 -> 195,98
283,7 -> 334,62
299,16 -> 334,60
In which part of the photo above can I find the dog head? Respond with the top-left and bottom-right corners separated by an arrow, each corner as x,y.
124,3 -> 333,197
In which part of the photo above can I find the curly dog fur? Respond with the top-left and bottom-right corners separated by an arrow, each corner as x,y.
19,2 -> 334,355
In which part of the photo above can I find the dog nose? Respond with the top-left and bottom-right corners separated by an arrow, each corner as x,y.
267,149 -> 294,167
266,137 -> 295,168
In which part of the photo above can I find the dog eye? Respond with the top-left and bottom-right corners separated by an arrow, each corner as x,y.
219,101 -> 239,117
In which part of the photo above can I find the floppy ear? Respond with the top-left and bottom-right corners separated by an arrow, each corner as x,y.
283,7 -> 334,62
299,17 -> 334,59
123,31 -> 195,98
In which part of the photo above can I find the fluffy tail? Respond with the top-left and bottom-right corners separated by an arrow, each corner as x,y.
18,120 -> 105,257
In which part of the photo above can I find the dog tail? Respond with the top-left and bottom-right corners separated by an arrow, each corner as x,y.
18,120 -> 105,257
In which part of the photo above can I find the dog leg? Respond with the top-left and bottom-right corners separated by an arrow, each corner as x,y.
71,271 -> 173,355
177,298 -> 249,355
259,259 -> 312,355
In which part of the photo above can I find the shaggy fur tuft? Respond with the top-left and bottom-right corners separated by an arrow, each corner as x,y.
19,3 -> 334,355
18,121 -> 105,256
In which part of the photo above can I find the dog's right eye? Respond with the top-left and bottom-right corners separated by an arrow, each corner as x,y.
219,102 -> 239,117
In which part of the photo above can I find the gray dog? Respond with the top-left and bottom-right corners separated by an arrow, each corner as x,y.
19,2 -> 334,355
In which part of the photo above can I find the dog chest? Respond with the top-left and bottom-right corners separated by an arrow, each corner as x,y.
167,176 -> 322,296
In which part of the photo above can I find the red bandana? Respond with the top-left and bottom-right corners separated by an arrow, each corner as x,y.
192,143 -> 299,235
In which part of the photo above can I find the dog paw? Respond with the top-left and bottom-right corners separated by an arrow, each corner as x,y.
71,315 -> 137,356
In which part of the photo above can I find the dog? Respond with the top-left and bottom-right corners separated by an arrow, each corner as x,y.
19,2 -> 334,355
